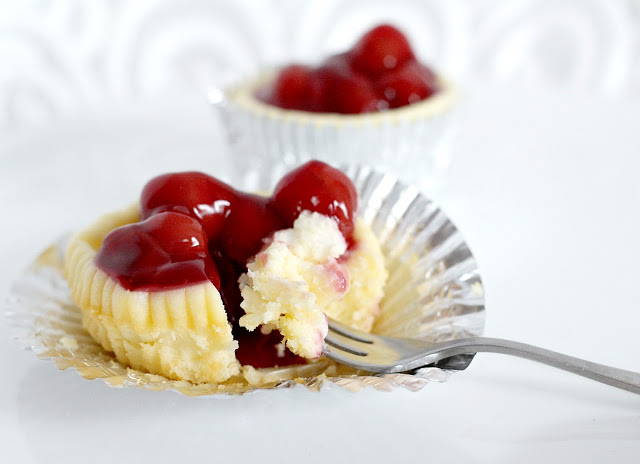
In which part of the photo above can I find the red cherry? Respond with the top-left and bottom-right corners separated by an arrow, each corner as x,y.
376,61 -> 439,108
350,24 -> 415,78
316,64 -> 379,114
321,52 -> 359,76
140,172 -> 236,238
271,160 -> 357,239
96,212 -> 220,290
219,193 -> 285,265
234,327 -> 305,368
270,64 -> 324,112
144,213 -> 209,260
260,25 -> 440,114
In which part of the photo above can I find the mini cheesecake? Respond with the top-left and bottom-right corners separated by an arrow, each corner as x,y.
65,161 -> 387,384
214,24 -> 458,192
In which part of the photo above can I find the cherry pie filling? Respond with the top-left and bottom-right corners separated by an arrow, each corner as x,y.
257,24 -> 440,114
94,160 -> 357,368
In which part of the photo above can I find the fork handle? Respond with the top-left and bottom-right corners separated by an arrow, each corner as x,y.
423,337 -> 640,395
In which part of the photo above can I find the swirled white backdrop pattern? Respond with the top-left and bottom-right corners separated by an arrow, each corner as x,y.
1,0 -> 639,129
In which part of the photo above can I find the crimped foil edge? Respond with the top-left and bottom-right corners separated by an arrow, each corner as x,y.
211,72 -> 459,193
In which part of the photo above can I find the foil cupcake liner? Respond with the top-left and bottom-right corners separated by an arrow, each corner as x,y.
5,165 -> 485,396
209,71 -> 458,193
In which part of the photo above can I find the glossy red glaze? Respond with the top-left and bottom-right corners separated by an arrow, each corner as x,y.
271,160 -> 358,240
376,61 -> 439,109
219,192 -> 285,265
140,171 -> 235,238
350,24 -> 415,77
234,328 -> 305,368
317,65 -> 379,114
94,161 -> 356,368
270,64 -> 324,112
258,24 -> 436,114
95,212 -> 220,291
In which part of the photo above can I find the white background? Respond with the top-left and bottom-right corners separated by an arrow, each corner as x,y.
2,1 -> 640,462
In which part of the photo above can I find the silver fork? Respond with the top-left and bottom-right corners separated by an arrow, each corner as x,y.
323,318 -> 640,394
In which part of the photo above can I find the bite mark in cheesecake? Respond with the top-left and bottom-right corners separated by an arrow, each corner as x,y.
239,211 -> 349,359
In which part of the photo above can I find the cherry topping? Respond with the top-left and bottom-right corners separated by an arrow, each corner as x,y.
317,65 -> 379,114
271,160 -> 357,240
376,61 -> 439,109
350,24 -> 415,77
321,52 -> 358,76
258,24 -> 437,114
95,161 -> 358,369
96,212 -> 220,291
141,172 -> 235,238
234,327 -> 305,368
219,192 -> 285,265
270,64 -> 324,112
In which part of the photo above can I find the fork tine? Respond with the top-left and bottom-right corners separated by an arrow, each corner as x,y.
322,345 -> 374,370
323,328 -> 397,373
327,318 -> 374,344
324,318 -> 423,373
324,329 -> 369,356
323,340 -> 366,358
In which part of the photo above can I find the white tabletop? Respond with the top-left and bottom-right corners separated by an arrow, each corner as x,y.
2,84 -> 640,463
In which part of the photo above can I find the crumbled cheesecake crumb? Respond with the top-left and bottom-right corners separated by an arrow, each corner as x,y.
59,336 -> 79,350
239,211 -> 349,358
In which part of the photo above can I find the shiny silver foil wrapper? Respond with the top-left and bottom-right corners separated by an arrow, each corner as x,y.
210,72 -> 458,194
5,166 -> 485,395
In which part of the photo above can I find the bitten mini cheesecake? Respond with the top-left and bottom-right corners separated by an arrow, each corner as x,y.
64,161 -> 387,384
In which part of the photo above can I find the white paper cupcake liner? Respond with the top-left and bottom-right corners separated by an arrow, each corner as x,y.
5,165 -> 484,396
210,71 -> 459,193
